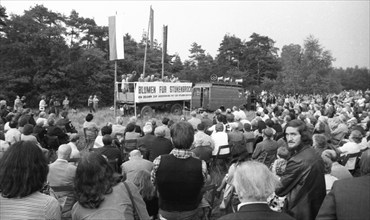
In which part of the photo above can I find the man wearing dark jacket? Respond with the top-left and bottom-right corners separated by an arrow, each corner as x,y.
316,149 -> 370,220
147,126 -> 173,162
276,119 -> 326,220
137,124 -> 157,160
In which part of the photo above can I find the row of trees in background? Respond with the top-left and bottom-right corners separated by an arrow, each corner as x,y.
0,5 -> 369,108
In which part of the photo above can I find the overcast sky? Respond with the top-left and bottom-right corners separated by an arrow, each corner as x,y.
1,0 -> 369,69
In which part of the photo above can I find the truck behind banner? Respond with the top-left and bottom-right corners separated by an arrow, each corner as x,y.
134,82 -> 192,103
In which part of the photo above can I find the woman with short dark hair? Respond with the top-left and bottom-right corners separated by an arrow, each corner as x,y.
0,141 -> 61,219
72,152 -> 149,219
83,113 -> 99,150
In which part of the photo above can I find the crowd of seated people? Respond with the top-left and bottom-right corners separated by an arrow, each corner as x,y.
0,89 -> 370,220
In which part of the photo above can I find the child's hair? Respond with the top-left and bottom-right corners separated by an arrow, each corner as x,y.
277,146 -> 290,159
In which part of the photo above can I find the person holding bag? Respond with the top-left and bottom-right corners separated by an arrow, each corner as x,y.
72,152 -> 149,220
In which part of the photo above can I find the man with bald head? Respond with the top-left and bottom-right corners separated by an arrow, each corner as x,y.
47,144 -> 76,187
47,144 -> 77,219
121,149 -> 154,182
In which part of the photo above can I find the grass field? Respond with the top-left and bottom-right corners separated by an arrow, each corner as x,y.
67,107 -> 256,219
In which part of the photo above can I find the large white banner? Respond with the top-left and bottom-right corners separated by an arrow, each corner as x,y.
134,82 -> 192,103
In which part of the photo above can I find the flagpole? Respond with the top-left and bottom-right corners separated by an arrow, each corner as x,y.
161,25 -> 164,79
142,6 -> 152,77
114,61 -> 117,118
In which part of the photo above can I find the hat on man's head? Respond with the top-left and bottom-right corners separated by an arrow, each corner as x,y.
263,127 -> 274,138
202,112 -> 208,117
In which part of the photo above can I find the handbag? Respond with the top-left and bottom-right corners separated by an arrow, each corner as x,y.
123,182 -> 141,220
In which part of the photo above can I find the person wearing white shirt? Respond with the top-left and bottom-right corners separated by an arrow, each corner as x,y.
338,130 -> 362,170
211,123 -> 229,156
5,120 -> 21,145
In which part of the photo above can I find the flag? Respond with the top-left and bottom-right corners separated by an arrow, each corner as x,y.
218,76 -> 223,81
108,14 -> 124,61
163,25 -> 168,58
150,7 -> 154,48
224,77 -> 230,82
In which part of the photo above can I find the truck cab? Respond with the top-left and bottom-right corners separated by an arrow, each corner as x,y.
191,82 -> 246,112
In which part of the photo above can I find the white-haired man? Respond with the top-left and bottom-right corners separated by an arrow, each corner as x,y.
217,161 -> 294,220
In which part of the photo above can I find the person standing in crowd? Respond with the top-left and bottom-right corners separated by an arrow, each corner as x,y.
53,97 -> 61,117
72,152 -> 149,219
83,113 -> 99,151
39,96 -> 47,112
121,74 -> 128,93
151,121 -> 207,220
87,95 -> 94,113
62,96 -> 70,111
276,119 -> 326,220
217,161 -> 295,220
93,95 -> 99,112
13,95 -> 22,113
0,141 -> 61,219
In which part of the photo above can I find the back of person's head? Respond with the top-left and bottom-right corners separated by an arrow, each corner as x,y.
312,134 -> 327,149
38,111 -> 47,118
277,146 -> 290,159
215,123 -> 224,132
0,141 -> 48,198
244,123 -> 252,132
129,149 -> 142,159
129,116 -> 137,124
321,149 -> 338,162
85,113 -> 93,122
170,121 -> 194,149
60,111 -> 68,118
18,116 -> 29,127
132,170 -> 155,200
70,133 -> 79,143
190,111 -> 197,117
162,117 -> 170,126
226,114 -> 235,123
75,152 -> 114,208
360,150 -> 370,175
265,119 -> 274,127
47,117 -> 55,126
57,144 -> 72,160
143,124 -> 153,134
22,124 -> 34,135
154,126 -> 166,137
233,161 -> 280,202
263,128 -> 274,139
125,123 -> 136,132
349,130 -> 362,144
102,134 -> 113,146
101,125 -> 112,136
197,123 -> 205,131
